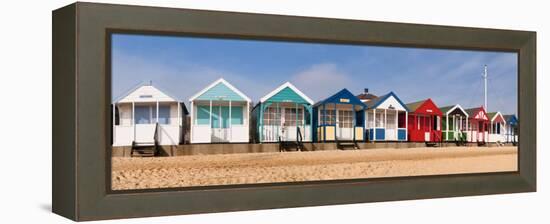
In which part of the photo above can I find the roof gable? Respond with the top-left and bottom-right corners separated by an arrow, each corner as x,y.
439,104 -> 468,117
190,78 -> 251,102
406,99 -> 442,115
314,89 -> 366,108
489,111 -> 506,123
465,107 -> 488,120
504,114 -> 518,125
260,82 -> 314,105
116,85 -> 178,103
366,92 -> 409,111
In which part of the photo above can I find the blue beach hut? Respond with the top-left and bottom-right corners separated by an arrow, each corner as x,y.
313,89 -> 366,142
503,114 -> 518,143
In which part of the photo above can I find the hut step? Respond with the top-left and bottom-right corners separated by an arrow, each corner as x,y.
337,141 -> 359,150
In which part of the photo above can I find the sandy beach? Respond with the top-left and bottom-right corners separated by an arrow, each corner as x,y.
111,146 -> 517,190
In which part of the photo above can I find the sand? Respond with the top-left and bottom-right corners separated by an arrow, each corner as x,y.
111,146 -> 518,190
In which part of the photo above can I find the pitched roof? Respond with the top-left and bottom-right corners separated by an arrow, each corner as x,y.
406,99 -> 427,112
488,111 -> 505,123
260,82 -> 314,104
189,78 -> 251,102
114,83 -> 179,103
463,107 -> 480,117
464,106 -> 488,120
356,92 -> 378,101
439,104 -> 468,117
503,114 -> 518,124
365,92 -> 409,111
314,88 -> 366,108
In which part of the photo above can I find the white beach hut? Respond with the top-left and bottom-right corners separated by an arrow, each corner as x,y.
189,78 -> 251,143
112,83 -> 187,147
488,111 -> 507,143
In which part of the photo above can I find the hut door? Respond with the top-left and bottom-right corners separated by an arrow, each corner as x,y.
385,110 -> 397,140
211,106 -> 230,143
477,121 -> 484,142
337,110 -> 354,140
283,107 -> 303,141
424,116 -> 431,141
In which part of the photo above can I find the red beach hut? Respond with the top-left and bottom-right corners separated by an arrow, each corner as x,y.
406,99 -> 443,142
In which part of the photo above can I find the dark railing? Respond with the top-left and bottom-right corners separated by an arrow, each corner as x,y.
297,127 -> 303,144
279,127 -> 304,152
153,122 -> 159,156
130,122 -> 160,157
435,131 -> 442,146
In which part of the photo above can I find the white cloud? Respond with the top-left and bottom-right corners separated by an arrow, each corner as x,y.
290,63 -> 353,101
112,49 -> 272,106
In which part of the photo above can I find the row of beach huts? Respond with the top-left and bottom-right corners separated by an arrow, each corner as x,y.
112,78 -> 518,150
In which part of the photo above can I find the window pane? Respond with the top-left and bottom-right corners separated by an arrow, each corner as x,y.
321,109 -> 336,125
211,106 -> 220,128
231,106 -> 243,125
221,106 -> 230,128
196,105 -> 210,125
158,105 -> 170,124
375,112 -> 383,127
135,105 -> 152,124
398,111 -> 406,128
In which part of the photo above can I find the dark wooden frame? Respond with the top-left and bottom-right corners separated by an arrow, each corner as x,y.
52,2 -> 536,221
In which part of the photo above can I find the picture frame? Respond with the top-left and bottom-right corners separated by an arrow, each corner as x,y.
52,2 -> 536,221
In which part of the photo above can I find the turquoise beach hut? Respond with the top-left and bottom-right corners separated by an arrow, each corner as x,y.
189,78 -> 251,143
251,82 -> 314,143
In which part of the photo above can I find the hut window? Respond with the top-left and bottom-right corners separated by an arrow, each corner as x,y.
494,123 -> 501,134
367,111 -> 374,128
338,110 -> 353,128
433,116 -> 439,131
320,110 -> 336,125
263,107 -> 280,126
398,111 -> 406,128
230,106 -> 243,125
375,112 -> 384,127
284,108 -> 304,126
158,105 -> 171,124
135,105 -> 156,124
196,105 -> 210,125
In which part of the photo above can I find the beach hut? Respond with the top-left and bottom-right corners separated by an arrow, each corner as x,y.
464,106 -> 489,143
503,114 -> 518,143
406,99 -> 443,142
189,78 -> 251,143
488,111 -> 506,143
313,89 -> 366,142
112,83 -> 188,147
251,82 -> 314,143
362,92 -> 409,141
439,104 -> 469,142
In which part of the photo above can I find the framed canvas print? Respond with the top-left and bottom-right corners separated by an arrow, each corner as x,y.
52,2 -> 536,221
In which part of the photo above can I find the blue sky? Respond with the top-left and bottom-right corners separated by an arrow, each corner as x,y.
112,34 -> 517,115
